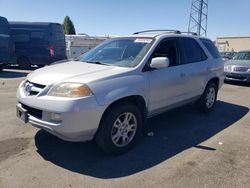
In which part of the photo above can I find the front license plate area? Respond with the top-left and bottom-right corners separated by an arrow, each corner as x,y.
231,73 -> 242,77
16,104 -> 28,123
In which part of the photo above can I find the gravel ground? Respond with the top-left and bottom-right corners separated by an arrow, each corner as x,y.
0,69 -> 250,188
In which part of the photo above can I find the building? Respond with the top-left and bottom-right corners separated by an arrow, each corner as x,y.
65,34 -> 110,59
215,36 -> 250,52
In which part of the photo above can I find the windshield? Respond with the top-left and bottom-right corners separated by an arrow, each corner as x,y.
78,37 -> 154,67
233,52 -> 250,60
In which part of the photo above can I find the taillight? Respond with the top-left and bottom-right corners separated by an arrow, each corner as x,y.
48,45 -> 55,57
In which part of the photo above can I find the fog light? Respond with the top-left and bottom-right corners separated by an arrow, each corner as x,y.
50,113 -> 62,122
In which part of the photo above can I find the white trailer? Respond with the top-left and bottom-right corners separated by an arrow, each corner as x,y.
65,34 -> 109,59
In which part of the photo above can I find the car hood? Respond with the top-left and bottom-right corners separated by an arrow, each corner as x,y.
226,60 -> 250,68
27,61 -> 130,86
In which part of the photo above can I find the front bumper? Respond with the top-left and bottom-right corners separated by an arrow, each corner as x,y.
16,82 -> 107,142
224,72 -> 250,83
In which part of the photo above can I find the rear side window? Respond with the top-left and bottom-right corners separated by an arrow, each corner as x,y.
200,39 -> 220,58
51,24 -> 64,41
181,38 -> 207,64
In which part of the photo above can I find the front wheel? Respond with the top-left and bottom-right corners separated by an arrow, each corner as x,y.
197,82 -> 218,113
95,103 -> 143,154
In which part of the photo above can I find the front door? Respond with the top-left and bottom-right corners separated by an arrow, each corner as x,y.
146,38 -> 188,114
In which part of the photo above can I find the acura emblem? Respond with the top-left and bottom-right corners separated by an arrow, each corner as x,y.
24,82 -> 33,95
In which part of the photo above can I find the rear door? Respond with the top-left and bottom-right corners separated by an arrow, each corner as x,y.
178,37 -> 208,97
50,24 -> 66,61
0,17 -> 12,63
29,28 -> 50,64
11,28 -> 33,62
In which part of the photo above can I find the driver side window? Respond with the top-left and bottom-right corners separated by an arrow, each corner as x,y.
153,39 -> 178,67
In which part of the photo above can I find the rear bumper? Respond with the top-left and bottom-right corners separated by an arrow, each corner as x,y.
10,55 -> 66,66
34,57 -> 67,65
0,61 -> 8,66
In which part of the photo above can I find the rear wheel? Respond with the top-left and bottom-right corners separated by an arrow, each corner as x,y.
95,103 -> 143,154
37,65 -> 45,68
18,57 -> 31,70
197,82 -> 218,113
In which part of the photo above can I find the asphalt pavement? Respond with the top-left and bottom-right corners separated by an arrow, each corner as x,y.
0,68 -> 250,188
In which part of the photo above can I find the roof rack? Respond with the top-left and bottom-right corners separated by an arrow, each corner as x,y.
133,29 -> 181,35
133,30 -> 198,36
181,32 -> 198,36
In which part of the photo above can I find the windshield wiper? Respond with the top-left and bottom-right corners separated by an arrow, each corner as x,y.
85,61 -> 113,66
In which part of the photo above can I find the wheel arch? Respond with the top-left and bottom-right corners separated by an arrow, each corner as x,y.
103,95 -> 147,119
206,77 -> 219,89
17,55 -> 31,64
94,95 -> 147,137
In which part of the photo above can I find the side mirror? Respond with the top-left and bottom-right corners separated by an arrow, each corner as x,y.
150,57 -> 170,69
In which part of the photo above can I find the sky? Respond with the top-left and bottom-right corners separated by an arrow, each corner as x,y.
0,0 -> 249,40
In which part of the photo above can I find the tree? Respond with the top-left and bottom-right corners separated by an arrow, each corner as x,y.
63,16 -> 76,35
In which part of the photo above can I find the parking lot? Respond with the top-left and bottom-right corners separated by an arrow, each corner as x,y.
0,68 -> 250,188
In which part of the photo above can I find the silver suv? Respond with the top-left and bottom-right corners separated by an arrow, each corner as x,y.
16,30 -> 224,154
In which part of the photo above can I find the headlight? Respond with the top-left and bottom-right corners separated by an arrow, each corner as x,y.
224,66 -> 229,72
47,82 -> 92,98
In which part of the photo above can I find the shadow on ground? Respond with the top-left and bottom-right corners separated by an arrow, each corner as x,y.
0,69 -> 28,78
5,65 -> 38,71
35,100 -> 248,179
225,80 -> 250,87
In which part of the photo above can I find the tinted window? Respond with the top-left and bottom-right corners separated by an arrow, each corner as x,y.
0,17 -> 9,34
200,39 -> 220,58
181,38 -> 207,64
153,40 -> 178,66
51,24 -> 64,41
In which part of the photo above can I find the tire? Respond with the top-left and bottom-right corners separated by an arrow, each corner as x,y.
18,57 -> 31,70
95,103 -> 143,154
197,82 -> 218,113
37,65 -> 45,69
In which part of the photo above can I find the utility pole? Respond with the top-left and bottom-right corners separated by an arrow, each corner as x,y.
188,0 -> 208,36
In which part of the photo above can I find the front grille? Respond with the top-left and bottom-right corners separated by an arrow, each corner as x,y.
23,81 -> 46,96
233,67 -> 249,72
21,103 -> 42,119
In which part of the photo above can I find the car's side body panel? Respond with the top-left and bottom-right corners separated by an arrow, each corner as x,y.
88,73 -> 148,107
9,22 -> 66,66
16,33 -> 224,143
0,16 -> 14,67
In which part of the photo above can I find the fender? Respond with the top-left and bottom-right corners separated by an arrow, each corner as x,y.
89,74 -> 148,107
203,59 -> 224,90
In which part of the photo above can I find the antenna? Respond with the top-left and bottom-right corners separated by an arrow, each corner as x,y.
188,0 -> 208,36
